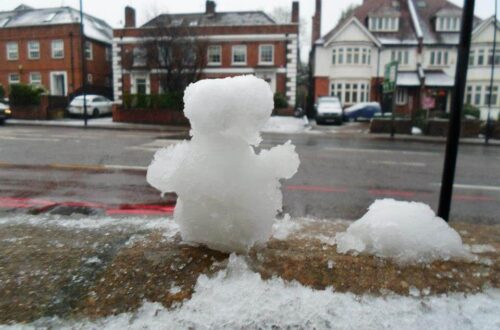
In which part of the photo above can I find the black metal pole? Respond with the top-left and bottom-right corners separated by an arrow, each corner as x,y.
485,0 -> 498,144
79,0 -> 87,128
437,0 -> 476,221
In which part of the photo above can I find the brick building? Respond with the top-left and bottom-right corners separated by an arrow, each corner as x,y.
0,4 -> 112,97
112,1 -> 299,107
311,0 -> 500,120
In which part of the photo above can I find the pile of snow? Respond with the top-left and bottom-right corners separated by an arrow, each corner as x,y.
260,116 -> 310,134
21,255 -> 500,329
335,199 -> 471,264
147,76 -> 300,253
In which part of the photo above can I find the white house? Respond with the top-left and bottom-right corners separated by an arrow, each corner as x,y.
312,0 -> 500,120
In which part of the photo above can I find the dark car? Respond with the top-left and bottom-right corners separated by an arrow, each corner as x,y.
343,102 -> 381,121
0,99 -> 11,125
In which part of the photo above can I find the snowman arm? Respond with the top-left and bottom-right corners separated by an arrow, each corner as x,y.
259,140 -> 300,179
147,142 -> 189,194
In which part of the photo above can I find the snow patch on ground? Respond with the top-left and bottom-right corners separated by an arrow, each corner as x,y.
271,214 -> 303,240
465,244 -> 496,254
261,116 -> 310,134
8,254 -> 500,329
335,199 -> 472,264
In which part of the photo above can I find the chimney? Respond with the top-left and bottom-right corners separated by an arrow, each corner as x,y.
206,1 -> 216,16
125,6 -> 136,28
291,1 -> 299,23
311,0 -> 322,46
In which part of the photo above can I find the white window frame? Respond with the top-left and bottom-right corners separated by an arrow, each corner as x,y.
429,49 -> 449,66
396,88 -> 408,105
85,41 -> 93,60
391,49 -> 410,65
436,16 -> 461,32
130,73 -> 150,95
29,72 -> 42,86
232,45 -> 247,65
6,42 -> 18,60
87,73 -> 93,84
51,39 -> 64,59
329,81 -> 370,105
8,73 -> 20,85
27,40 -> 40,60
369,16 -> 399,32
133,47 -> 147,67
259,44 -> 274,65
207,45 -> 222,66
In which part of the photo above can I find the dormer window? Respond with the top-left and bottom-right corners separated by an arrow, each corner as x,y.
369,16 -> 399,32
436,16 -> 461,32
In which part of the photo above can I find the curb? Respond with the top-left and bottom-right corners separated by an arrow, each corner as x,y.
368,133 -> 500,146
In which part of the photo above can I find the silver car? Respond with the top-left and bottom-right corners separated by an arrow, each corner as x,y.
68,95 -> 113,117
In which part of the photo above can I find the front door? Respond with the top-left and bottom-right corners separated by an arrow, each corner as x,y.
50,72 -> 67,96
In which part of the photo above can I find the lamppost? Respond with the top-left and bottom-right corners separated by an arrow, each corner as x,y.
485,0 -> 498,144
79,0 -> 88,128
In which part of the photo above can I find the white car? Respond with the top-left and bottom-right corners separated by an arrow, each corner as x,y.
68,95 -> 113,117
315,96 -> 343,125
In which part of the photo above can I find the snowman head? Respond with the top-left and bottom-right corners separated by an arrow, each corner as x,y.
183,75 -> 274,145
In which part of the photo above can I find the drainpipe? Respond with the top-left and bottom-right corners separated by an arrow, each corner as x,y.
485,2 -> 498,144
376,47 -> 381,103
69,32 -> 75,95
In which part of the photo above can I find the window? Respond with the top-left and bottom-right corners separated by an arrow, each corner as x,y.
133,47 -> 147,67
485,86 -> 498,106
477,49 -> 484,65
29,72 -> 42,86
330,81 -> 370,105
105,47 -> 112,62
51,40 -> 64,59
391,50 -> 409,65
333,47 -> 371,66
9,73 -> 20,84
232,45 -> 246,65
85,41 -> 93,60
429,50 -> 449,66
158,46 -> 170,66
27,41 -> 40,59
474,85 -> 482,105
207,45 -> 221,65
436,16 -> 460,32
6,42 -> 18,60
396,88 -> 408,105
259,44 -> 274,64
87,73 -> 93,84
369,17 -> 399,32
465,85 -> 472,104
469,50 -> 475,65
487,49 -> 498,65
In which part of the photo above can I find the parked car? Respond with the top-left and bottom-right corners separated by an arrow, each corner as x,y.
68,95 -> 113,117
344,102 -> 381,121
315,97 -> 343,125
0,99 -> 11,125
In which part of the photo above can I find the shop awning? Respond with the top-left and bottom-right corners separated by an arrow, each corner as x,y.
396,72 -> 420,86
425,72 -> 454,87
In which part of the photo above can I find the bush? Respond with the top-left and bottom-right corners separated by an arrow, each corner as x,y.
413,109 -> 427,131
463,103 -> 480,119
9,84 -> 44,106
274,92 -> 288,109
0,85 -> 5,99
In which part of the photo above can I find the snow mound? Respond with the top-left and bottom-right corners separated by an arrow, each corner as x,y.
335,199 -> 471,264
147,76 -> 300,253
261,116 -> 310,134
20,255 -> 500,329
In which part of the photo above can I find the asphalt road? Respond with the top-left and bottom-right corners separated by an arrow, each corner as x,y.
0,123 -> 499,224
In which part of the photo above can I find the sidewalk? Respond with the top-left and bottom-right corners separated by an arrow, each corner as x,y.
5,117 -> 189,132
369,132 -> 500,146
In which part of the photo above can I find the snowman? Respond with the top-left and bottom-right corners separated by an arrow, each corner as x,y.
147,75 -> 300,253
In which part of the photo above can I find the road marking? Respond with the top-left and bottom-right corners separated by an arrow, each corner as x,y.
324,146 -> 437,156
286,185 -> 347,193
371,160 -> 426,167
368,189 -> 417,197
431,183 -> 500,192
0,135 -> 60,142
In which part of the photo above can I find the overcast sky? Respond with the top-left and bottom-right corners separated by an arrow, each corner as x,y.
1,0 -> 498,58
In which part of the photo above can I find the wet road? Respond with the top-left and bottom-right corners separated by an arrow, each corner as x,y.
0,124 -> 499,223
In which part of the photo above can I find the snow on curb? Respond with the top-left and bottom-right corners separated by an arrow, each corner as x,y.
261,116 -> 310,134
7,255 -> 500,329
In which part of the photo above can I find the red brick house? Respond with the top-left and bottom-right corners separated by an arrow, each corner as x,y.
112,1 -> 299,108
0,4 -> 112,97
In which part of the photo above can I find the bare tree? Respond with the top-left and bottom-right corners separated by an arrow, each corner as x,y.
132,16 -> 208,93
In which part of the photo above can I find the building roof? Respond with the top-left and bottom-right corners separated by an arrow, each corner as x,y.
410,0 -> 482,45
143,11 -> 276,28
424,70 -> 454,87
396,71 -> 420,86
0,4 -> 112,44
318,0 -> 483,47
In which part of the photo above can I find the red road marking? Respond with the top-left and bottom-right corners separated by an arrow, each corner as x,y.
453,195 -> 496,202
368,189 -> 417,198
106,209 -> 173,216
286,185 -> 347,193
